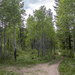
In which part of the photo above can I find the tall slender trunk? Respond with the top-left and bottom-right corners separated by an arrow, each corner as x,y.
36,32 -> 39,56
13,23 -> 16,61
47,38 -> 49,53
40,39 -> 42,55
37,39 -> 40,57
54,43 -> 55,54
38,42 -> 40,57
42,25 -> 45,57
51,37 -> 52,53
8,23 -> 10,56
20,28 -> 22,48
64,33 -> 67,58
4,22 -> 6,57
74,39 -> 75,53
69,34 -> 71,49
8,37 -> 9,55
31,30 -> 33,49
13,0 -> 16,61
33,39 -> 35,49
72,30 -> 75,53
19,27 -> 20,49
1,18 -> 3,57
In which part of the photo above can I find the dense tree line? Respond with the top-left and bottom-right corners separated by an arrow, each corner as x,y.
1,0 -> 74,62
54,0 -> 75,57
0,0 -> 26,61
26,6 -> 56,57
0,0 -> 56,61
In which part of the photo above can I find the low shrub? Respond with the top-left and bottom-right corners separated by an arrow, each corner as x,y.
30,49 -> 38,60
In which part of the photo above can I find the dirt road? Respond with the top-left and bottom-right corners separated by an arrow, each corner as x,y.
7,57 -> 63,75
23,58 -> 63,75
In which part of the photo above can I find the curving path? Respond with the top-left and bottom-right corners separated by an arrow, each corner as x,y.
23,58 -> 63,75
7,57 -> 63,75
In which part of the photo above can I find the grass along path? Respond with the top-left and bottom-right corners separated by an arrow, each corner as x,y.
49,55 -> 62,65
1,56 -> 63,75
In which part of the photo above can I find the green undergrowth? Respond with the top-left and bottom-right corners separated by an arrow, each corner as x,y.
36,54 -> 55,64
0,53 -> 55,67
49,56 -> 61,65
0,49 -> 55,75
0,50 -> 55,68
58,58 -> 75,75
0,71 -> 21,75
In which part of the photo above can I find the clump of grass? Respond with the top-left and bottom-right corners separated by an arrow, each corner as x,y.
58,58 -> 75,75
0,71 -> 21,75
49,56 -> 61,65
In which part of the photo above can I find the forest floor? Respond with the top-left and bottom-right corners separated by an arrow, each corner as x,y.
5,56 -> 63,75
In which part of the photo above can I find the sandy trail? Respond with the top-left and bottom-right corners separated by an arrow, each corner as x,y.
7,57 -> 63,75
